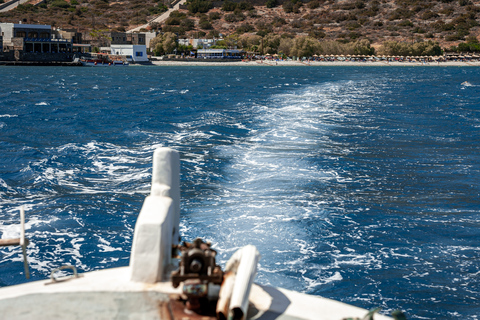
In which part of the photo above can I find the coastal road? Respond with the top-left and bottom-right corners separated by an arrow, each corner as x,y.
127,0 -> 187,33
0,0 -> 30,12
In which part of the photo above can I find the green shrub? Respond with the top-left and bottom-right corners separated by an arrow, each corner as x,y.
266,0 -> 277,8
236,23 -> 254,33
50,0 -> 70,8
457,41 -> 480,52
308,0 -> 319,9
222,0 -> 237,11
129,17 -> 148,25
162,25 -> 187,35
355,0 -> 365,9
180,18 -> 195,30
283,1 -> 293,13
458,0 -> 472,5
187,0 -> 212,13
209,11 -> 221,20
422,10 -> 438,20
413,27 -> 425,34
170,10 -> 186,18
389,8 -> 413,20
439,6 -> 454,15
346,22 -> 360,30
16,3 -> 37,11
199,20 -> 213,29
256,30 -> 268,37
348,31 -> 361,39
165,17 -> 181,25
224,13 -> 237,22
272,17 -> 286,27
238,1 -> 253,10
157,3 -> 168,13
398,20 -> 414,27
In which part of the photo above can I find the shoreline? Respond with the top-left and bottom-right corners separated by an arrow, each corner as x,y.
1,60 -> 477,67
148,60 -> 480,67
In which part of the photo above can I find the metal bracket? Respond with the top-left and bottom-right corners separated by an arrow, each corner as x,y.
48,265 -> 82,284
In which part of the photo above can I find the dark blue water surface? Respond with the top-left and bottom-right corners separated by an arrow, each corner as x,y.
1,65 -> 479,319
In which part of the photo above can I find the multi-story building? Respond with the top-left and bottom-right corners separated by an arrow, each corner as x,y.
0,22 -> 73,55
111,32 -> 146,46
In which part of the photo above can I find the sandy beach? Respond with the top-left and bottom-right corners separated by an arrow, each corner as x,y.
149,59 -> 480,67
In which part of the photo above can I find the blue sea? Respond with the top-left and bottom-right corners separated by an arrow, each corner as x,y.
0,65 -> 479,319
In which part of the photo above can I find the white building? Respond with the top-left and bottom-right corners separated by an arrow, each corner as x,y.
177,38 -> 223,49
197,49 -> 243,59
110,44 -> 148,62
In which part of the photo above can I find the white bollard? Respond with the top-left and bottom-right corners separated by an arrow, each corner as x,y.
130,147 -> 180,283
151,148 -> 180,246
129,195 -> 174,283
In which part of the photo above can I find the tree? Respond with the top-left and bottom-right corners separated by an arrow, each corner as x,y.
377,40 -> 442,56
278,37 -> 294,56
352,39 -> 375,55
223,34 -> 240,48
262,34 -> 281,54
290,36 -> 321,58
150,32 -> 178,55
238,34 -> 262,51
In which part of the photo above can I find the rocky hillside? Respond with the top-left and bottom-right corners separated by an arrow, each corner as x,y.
1,0 -> 479,51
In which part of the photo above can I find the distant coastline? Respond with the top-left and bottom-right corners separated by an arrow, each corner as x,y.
148,60 -> 480,67
1,59 -> 478,67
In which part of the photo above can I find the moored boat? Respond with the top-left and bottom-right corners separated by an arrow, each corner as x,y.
79,55 -> 129,67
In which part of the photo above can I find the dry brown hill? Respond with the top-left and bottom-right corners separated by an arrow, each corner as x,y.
1,0 -> 479,50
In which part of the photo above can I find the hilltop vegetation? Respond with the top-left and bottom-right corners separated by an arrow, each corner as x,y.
1,0 -> 480,54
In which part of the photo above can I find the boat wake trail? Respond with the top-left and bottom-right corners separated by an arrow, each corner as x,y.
181,79 -> 378,291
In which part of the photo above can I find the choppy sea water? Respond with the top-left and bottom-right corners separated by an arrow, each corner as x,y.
0,65 -> 479,319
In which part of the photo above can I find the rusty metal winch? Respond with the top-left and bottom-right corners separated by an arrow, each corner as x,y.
171,238 -> 224,313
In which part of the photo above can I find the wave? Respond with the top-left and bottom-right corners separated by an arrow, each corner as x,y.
180,79 -> 382,294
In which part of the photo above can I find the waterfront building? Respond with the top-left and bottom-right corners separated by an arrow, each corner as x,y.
196,48 -> 243,59
0,22 -> 76,63
177,37 -> 225,49
110,44 -> 148,62
0,23 -> 73,53
83,31 -> 155,51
